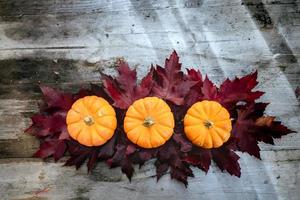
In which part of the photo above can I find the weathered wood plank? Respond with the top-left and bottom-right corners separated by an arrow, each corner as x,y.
0,0 -> 299,199
0,151 -> 299,200
0,1 -> 299,52
0,0 -> 296,16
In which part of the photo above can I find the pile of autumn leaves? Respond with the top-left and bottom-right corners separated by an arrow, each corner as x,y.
26,51 -> 293,186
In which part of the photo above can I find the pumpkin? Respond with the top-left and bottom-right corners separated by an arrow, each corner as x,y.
124,97 -> 175,148
66,96 -> 117,147
184,100 -> 232,149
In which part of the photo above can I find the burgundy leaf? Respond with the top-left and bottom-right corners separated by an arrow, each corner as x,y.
40,86 -> 73,110
232,107 -> 262,158
218,71 -> 264,110
186,69 -> 202,82
102,61 -> 153,109
34,141 -> 55,158
152,51 -> 194,105
157,141 -> 177,162
121,157 -> 135,181
185,69 -> 203,106
201,76 -> 218,100
155,160 -> 169,180
88,150 -> 99,172
98,134 -> 117,159
131,149 -> 157,167
212,147 -> 241,177
173,134 -> 192,153
254,117 -> 294,144
58,127 -> 70,140
233,103 -> 293,157
126,144 -> 137,156
170,164 -> 194,187
107,144 -> 126,168
296,86 -> 300,98
30,113 -> 66,137
74,154 -> 89,169
53,141 -> 67,161
184,148 -> 212,172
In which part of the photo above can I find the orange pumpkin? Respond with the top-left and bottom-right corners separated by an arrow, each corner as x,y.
184,100 -> 232,149
66,96 -> 117,147
124,97 -> 175,148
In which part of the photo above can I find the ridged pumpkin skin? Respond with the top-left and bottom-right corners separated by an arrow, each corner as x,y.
124,97 -> 175,148
184,100 -> 232,149
66,96 -> 117,147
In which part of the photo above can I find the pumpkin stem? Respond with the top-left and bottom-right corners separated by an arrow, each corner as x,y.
143,117 -> 155,127
203,120 -> 214,129
84,116 -> 94,126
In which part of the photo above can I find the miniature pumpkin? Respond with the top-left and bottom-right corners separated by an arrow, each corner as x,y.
124,97 -> 175,148
184,100 -> 232,149
66,96 -> 117,147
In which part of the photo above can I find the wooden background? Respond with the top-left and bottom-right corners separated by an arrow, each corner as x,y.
0,0 -> 300,199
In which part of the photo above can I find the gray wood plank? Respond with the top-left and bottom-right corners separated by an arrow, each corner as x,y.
0,151 -> 299,200
0,0 -> 299,199
0,0 -> 295,16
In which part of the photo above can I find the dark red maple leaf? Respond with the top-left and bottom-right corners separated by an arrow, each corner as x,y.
184,69 -> 203,107
155,140 -> 194,187
34,139 -> 67,161
40,86 -> 73,110
296,86 -> 300,98
218,71 -> 264,110
254,116 -> 294,144
34,141 -> 56,158
212,147 -> 241,177
101,61 -> 154,109
232,103 -> 293,158
27,113 -> 67,137
201,76 -> 218,101
151,51 -> 195,105
106,142 -> 136,180
183,148 -> 211,173
231,103 -> 266,158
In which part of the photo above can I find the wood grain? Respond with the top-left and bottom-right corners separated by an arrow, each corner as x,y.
0,0 -> 299,199
0,151 -> 299,200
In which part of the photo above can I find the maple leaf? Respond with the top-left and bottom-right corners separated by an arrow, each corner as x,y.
183,148 -> 211,173
170,164 -> 194,187
34,139 -> 67,161
53,140 -> 67,161
27,113 -> 67,137
155,160 -> 169,180
152,51 -> 194,105
296,86 -> 300,98
34,141 -> 56,158
101,61 -> 153,109
254,116 -> 294,144
218,71 -> 264,110
201,76 -> 218,101
184,69 -> 203,107
212,146 -> 241,177
232,103 -> 269,158
106,142 -> 136,181
155,140 -> 194,186
232,103 -> 293,158
173,133 -> 192,153
40,86 -> 73,110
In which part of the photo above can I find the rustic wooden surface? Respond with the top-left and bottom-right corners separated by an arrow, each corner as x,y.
0,0 -> 299,199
